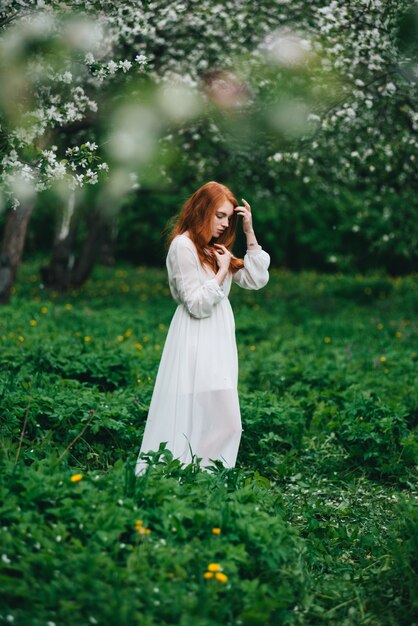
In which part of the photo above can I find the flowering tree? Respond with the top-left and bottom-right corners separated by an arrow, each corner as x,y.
1,0 -> 290,300
0,2 -> 153,300
99,0 -> 417,272
261,1 -> 418,270
154,0 -> 417,271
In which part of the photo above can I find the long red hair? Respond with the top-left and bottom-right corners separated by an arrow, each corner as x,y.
167,181 -> 245,274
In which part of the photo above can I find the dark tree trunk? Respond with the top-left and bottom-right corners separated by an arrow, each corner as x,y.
0,200 -> 35,304
41,191 -> 116,292
40,192 -> 79,290
70,209 -> 107,287
98,218 -> 117,267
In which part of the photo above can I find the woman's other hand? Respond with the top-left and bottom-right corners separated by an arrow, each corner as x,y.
214,243 -> 232,277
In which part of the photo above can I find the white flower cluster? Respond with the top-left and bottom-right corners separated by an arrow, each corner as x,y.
0,0 -> 416,207
265,0 -> 417,191
0,5 -> 145,203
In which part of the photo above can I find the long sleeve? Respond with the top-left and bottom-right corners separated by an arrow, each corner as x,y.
170,237 -> 225,319
232,245 -> 270,290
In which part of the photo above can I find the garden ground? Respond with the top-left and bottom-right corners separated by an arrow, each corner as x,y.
0,259 -> 417,625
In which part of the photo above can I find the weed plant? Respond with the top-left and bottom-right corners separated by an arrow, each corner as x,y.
0,260 -> 417,625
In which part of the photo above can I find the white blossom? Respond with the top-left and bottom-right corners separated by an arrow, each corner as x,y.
61,71 -> 73,83
119,60 -> 132,72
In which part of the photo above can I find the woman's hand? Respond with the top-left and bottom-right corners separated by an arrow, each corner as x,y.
234,198 -> 253,234
213,243 -> 232,273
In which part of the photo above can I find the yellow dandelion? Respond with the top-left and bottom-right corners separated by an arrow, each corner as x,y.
324,337 -> 332,343
64,303 -> 73,311
359,416 -> 364,421
203,572 -> 214,579
249,345 -> 256,351
135,342 -> 143,350
143,337 -> 149,343
155,345 -> 161,350
377,323 -> 384,330
379,356 -> 386,362
212,528 -> 221,535
70,473 -> 83,483
215,572 -> 228,583
84,336 -> 91,342
41,306 -> 48,314
117,335 -> 124,342
29,320 -> 37,327
18,336 -> 24,342
134,519 -> 151,534
395,331 -> 402,338
208,563 -> 222,572
124,329 -> 132,337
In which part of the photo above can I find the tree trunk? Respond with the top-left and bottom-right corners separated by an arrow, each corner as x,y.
41,191 -> 115,292
70,209 -> 107,287
40,191 -> 79,290
0,200 -> 35,304
98,217 -> 117,267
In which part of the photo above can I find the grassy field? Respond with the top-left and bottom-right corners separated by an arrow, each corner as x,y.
0,259 -> 417,626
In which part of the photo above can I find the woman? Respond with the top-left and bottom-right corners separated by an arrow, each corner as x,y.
135,181 -> 270,476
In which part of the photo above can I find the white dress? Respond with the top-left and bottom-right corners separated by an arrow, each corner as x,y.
134,233 -> 270,476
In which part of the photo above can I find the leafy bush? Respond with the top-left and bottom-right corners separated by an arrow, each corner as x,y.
366,499 -> 418,625
333,394 -> 413,479
27,342 -> 135,390
0,456 -> 308,626
239,391 -> 306,477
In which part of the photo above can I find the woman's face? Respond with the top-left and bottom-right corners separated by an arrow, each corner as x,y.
210,198 -> 234,240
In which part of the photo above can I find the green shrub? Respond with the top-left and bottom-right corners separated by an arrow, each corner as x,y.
239,391 -> 305,477
365,499 -> 418,625
0,455 -> 309,626
333,394 -> 413,479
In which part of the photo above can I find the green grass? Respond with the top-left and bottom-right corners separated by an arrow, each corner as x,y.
0,259 -> 417,626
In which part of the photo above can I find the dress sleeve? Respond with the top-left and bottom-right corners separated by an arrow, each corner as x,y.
232,245 -> 270,290
172,238 -> 225,319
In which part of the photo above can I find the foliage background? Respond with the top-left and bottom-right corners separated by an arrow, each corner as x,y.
1,0 -> 418,275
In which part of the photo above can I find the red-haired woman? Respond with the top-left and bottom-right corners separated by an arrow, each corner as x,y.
135,181 -> 270,476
